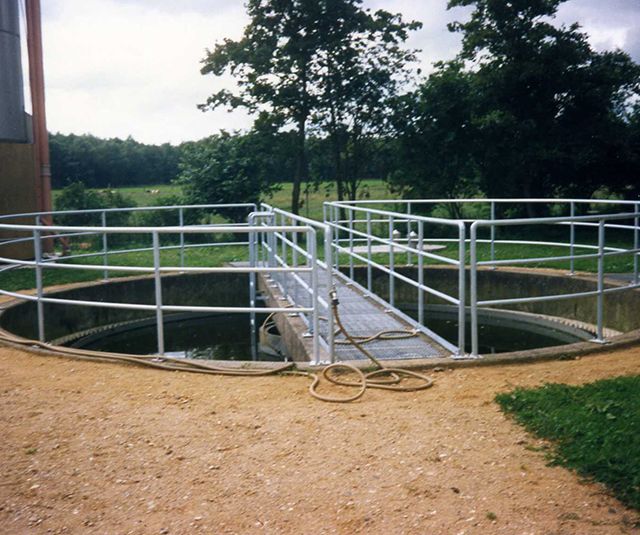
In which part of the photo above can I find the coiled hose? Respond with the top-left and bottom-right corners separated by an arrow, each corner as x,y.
293,289 -> 433,402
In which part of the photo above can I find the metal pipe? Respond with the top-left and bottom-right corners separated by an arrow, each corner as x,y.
490,201 -> 495,269
101,211 -> 109,280
457,222 -> 466,356
33,223 -> 45,341
179,207 -> 185,268
470,222 -> 479,357
389,216 -> 395,308
152,232 -> 165,355
417,221 -> 424,326
596,220 -> 605,342
324,225 -> 335,363
309,229 -> 320,364
26,0 -> 53,220
569,202 -> 575,275
366,211 -> 372,292
634,203 -> 639,284
348,208 -> 354,280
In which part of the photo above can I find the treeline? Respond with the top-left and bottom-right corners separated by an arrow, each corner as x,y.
49,133 -> 181,189
50,128 -> 397,191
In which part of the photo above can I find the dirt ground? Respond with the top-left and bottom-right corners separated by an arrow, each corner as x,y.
0,346 -> 639,534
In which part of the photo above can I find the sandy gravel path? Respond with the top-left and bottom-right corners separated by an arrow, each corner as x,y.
1,346 -> 639,534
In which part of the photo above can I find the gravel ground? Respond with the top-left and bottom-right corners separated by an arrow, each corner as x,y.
1,345 -> 639,534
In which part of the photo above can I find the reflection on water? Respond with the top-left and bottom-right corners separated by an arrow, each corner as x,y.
401,306 -> 585,354
71,313 -> 283,361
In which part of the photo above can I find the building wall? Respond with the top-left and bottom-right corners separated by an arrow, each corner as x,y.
0,142 -> 38,259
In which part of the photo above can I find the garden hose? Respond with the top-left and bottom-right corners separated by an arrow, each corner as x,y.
0,289 -> 433,403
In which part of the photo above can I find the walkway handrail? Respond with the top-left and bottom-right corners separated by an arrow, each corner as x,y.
259,203 -> 335,362
324,201 -> 465,357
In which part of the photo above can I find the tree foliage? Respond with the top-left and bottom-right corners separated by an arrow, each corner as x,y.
199,0 -> 420,211
176,123 -> 288,221
392,0 -> 640,209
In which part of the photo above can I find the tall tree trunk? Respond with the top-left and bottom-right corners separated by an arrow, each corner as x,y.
291,116 -> 307,215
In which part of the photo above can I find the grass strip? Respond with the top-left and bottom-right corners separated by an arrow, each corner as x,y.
496,375 -> 640,510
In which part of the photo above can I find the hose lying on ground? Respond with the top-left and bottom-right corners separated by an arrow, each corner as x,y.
293,288 -> 433,402
0,288 -> 433,402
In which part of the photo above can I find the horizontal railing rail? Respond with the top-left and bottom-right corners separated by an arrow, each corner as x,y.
324,201 -> 465,356
1,198 -> 638,363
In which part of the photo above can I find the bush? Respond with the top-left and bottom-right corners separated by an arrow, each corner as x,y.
54,181 -> 137,248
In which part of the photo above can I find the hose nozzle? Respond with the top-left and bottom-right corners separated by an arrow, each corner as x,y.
330,287 -> 339,307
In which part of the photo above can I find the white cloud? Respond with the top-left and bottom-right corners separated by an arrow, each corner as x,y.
40,0 -> 640,145
43,0 -> 252,144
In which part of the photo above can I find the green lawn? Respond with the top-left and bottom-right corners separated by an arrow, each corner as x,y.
496,375 -> 640,510
0,244 -> 249,292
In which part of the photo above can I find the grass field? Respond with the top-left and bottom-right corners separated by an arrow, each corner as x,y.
2,180 -> 633,293
52,180 -> 398,220
496,375 -> 640,510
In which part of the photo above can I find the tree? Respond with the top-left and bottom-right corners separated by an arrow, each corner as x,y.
176,127 -> 282,221
446,0 -> 640,209
199,0 -> 420,212
312,3 -> 420,201
389,61 -> 481,206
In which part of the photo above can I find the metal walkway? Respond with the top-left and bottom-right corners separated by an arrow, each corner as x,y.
274,266 -> 450,362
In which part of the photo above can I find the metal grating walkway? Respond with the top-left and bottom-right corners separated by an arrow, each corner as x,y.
274,266 -> 449,361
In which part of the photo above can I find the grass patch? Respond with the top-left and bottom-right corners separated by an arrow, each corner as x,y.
0,245 -> 248,292
496,375 -> 640,510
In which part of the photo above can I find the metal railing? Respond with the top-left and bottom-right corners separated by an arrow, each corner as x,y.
325,198 -> 640,358
0,203 -> 327,363
258,203 -> 335,361
1,198 -> 639,363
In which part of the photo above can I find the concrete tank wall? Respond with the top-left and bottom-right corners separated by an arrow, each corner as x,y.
0,272 -> 249,341
350,266 -> 640,333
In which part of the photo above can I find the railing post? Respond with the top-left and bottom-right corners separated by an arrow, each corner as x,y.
389,215 -> 395,308
333,204 -> 339,271
33,217 -> 45,342
595,220 -> 605,343
281,212 -> 288,298
292,219 -> 299,305
324,225 -> 335,363
366,211 -> 372,293
309,229 -> 320,364
101,210 -> 109,280
634,202 -> 639,285
417,220 -> 424,326
267,213 -> 276,269
406,202 -> 412,265
470,222 -> 479,357
457,222 -> 466,357
569,202 -> 576,275
348,208 -> 354,280
179,207 -> 185,269
152,231 -> 165,355
248,218 -> 258,361
490,201 -> 496,269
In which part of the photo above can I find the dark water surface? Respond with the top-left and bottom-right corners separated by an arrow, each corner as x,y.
71,313 -> 283,361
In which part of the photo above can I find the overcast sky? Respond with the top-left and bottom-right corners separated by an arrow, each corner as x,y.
37,0 -> 640,145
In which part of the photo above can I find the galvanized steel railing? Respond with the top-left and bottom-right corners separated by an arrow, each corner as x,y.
1,198 -> 639,362
0,203 -> 328,363
325,198 -> 640,358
